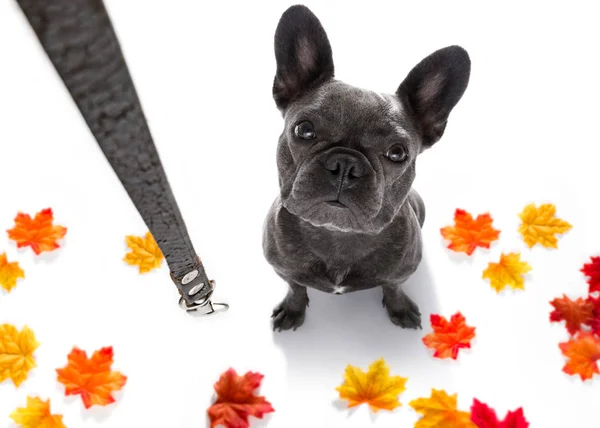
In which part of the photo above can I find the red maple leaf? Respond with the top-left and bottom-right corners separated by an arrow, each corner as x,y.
470,399 -> 529,428
549,294 -> 595,335
422,312 -> 476,359
581,256 -> 600,294
587,295 -> 600,336
207,368 -> 274,428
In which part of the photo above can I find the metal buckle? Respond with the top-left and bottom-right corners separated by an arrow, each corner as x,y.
178,280 -> 229,317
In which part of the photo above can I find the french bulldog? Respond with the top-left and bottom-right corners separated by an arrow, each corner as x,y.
263,5 -> 470,331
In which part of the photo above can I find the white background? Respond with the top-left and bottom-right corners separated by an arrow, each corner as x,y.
1,0 -> 599,427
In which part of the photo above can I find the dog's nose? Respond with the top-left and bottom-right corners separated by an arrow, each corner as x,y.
324,153 -> 366,186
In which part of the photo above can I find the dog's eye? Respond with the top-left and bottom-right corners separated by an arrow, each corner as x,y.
386,145 -> 408,162
294,121 -> 316,140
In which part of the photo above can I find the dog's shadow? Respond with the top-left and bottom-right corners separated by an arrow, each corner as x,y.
272,256 -> 446,401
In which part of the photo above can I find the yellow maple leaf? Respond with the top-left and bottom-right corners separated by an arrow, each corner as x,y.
123,232 -> 164,273
482,252 -> 532,292
409,388 -> 476,428
0,252 -> 25,292
518,203 -> 572,248
0,324 -> 40,387
335,358 -> 407,412
10,396 -> 66,428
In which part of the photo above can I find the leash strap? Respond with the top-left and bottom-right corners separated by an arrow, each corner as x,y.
16,0 -> 227,316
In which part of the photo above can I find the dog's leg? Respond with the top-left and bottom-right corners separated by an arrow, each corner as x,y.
272,282 -> 309,331
381,284 -> 422,329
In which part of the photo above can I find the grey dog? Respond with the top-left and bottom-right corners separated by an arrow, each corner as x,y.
263,5 -> 471,331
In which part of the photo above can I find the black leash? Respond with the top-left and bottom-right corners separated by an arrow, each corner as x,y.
16,0 -> 227,316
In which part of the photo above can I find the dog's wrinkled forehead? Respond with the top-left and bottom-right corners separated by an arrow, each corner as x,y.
284,81 -> 415,141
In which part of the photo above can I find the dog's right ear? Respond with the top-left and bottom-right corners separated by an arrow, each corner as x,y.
273,5 -> 334,111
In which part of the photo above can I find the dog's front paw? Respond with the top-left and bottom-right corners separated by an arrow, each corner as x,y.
382,293 -> 422,329
271,303 -> 306,332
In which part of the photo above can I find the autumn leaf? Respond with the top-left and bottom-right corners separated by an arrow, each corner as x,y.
558,332 -> 600,381
549,294 -> 594,335
440,209 -> 500,255
10,396 -> 66,428
517,203 -> 571,249
207,368 -> 274,428
0,252 -> 25,292
123,232 -> 164,273
422,312 -> 476,360
581,256 -> 600,294
0,324 -> 39,387
335,358 -> 408,412
6,208 -> 67,255
410,388 -> 475,428
470,398 -> 529,428
56,346 -> 127,409
482,252 -> 532,293
588,295 -> 600,336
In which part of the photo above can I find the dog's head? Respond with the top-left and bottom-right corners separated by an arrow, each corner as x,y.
272,5 -> 470,234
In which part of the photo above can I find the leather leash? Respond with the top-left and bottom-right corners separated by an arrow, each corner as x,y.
15,0 -> 228,316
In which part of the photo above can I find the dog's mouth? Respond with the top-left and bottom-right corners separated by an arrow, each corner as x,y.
325,200 -> 347,208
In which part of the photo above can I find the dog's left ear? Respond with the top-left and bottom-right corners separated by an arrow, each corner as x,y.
397,46 -> 471,148
273,5 -> 335,111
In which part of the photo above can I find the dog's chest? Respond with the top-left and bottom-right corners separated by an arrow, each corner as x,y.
305,259 -> 381,294
327,266 -> 352,294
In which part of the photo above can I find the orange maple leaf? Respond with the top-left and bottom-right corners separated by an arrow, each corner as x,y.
10,396 -> 66,428
558,332 -> 600,381
422,312 -> 476,359
410,388 -> 476,428
335,358 -> 408,412
123,232 -> 164,273
482,252 -> 532,293
0,324 -> 40,387
6,208 -> 67,255
518,203 -> 572,249
440,209 -> 500,255
549,294 -> 595,335
0,252 -> 25,292
207,368 -> 274,428
56,346 -> 127,409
